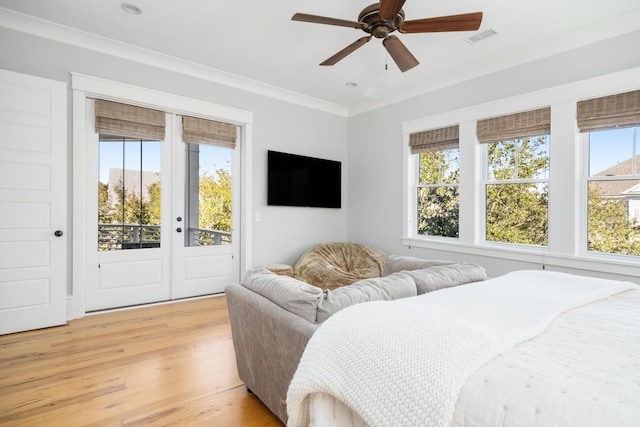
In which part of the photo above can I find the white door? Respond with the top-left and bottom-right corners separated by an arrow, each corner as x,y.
0,69 -> 67,335
172,119 -> 239,299
85,105 -> 172,311
85,108 -> 238,311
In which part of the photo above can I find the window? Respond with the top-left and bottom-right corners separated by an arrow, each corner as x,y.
585,127 -> 640,256
417,149 -> 460,237
410,125 -> 459,238
484,136 -> 549,245
402,72 -> 640,277
184,143 -> 233,246
478,108 -> 550,246
578,90 -> 640,257
98,136 -> 162,251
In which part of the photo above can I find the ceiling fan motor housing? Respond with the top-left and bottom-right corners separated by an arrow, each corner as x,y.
359,3 -> 405,38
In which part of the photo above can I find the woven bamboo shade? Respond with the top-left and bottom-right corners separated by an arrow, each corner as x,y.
577,89 -> 640,132
477,107 -> 550,144
182,116 -> 237,149
95,99 -> 165,140
409,125 -> 459,154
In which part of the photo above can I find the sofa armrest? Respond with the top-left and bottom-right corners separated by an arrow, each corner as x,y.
226,283 -> 319,423
383,254 -> 454,276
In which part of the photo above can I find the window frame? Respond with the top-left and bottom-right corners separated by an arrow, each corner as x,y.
401,67 -> 640,279
580,126 -> 640,258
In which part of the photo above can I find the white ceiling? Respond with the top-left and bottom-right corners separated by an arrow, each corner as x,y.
1,0 -> 639,115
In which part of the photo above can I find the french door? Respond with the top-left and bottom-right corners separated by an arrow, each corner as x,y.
172,118 -> 239,299
85,101 -> 239,311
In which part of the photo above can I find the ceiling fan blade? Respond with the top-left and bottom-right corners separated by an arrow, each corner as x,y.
382,35 -> 419,72
320,37 -> 371,66
399,12 -> 483,33
379,0 -> 407,21
292,13 -> 365,29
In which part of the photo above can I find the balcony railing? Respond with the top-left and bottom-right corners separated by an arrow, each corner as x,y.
189,227 -> 232,246
98,224 -> 231,250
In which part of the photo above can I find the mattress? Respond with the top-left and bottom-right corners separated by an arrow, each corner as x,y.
304,287 -> 640,426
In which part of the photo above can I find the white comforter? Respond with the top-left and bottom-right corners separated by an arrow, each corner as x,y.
286,271 -> 638,427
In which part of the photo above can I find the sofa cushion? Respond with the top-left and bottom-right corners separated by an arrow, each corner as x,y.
293,242 -> 388,290
316,272 -> 417,323
404,262 -> 487,295
383,254 -> 455,276
241,268 -> 323,323
264,264 -> 294,276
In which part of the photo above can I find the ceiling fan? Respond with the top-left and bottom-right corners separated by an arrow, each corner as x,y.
292,0 -> 483,72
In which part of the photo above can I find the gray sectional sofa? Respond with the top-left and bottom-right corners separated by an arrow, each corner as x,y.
226,246 -> 486,423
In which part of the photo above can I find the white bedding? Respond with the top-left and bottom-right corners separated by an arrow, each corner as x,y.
287,271 -> 640,427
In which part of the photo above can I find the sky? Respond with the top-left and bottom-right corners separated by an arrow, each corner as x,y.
97,127 -> 637,184
589,127 -> 638,176
98,141 -> 231,184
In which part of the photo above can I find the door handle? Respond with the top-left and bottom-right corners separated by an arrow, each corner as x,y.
176,227 -> 182,233
54,230 -> 63,237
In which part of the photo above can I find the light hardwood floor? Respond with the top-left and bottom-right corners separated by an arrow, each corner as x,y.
0,296 -> 283,426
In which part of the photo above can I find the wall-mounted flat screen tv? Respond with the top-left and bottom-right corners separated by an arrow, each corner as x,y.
267,150 -> 341,208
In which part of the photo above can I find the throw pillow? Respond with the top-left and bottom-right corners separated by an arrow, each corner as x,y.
404,262 -> 487,295
241,267 -> 323,323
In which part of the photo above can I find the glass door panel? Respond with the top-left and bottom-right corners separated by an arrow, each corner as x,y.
184,143 -> 233,247
98,135 -> 162,250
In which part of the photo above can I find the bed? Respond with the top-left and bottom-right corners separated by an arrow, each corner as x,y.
286,270 -> 640,427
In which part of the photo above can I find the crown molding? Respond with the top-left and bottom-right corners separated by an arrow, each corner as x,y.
3,6 -> 639,119
0,7 -> 349,118
347,8 -> 640,117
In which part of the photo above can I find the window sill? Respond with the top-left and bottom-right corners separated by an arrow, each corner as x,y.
401,236 -> 640,278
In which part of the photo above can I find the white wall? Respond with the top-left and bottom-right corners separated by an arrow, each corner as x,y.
0,26 -> 349,290
347,30 -> 640,283
2,24 -> 640,286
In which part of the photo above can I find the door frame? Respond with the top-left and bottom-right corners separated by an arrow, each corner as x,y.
70,73 -> 253,319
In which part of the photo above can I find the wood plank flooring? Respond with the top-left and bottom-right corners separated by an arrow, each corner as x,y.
0,296 -> 283,426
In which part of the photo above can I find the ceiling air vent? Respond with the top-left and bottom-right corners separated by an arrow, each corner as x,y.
465,27 -> 500,45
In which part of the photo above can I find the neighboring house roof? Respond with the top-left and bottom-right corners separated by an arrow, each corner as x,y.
108,168 -> 161,201
592,155 -> 640,197
622,182 -> 640,195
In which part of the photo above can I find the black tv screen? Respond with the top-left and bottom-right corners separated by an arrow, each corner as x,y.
267,150 -> 341,208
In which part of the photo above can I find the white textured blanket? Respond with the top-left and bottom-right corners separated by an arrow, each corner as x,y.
286,270 -> 637,427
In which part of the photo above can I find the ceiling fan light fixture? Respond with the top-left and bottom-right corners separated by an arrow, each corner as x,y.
372,24 -> 391,38
121,3 -> 142,15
